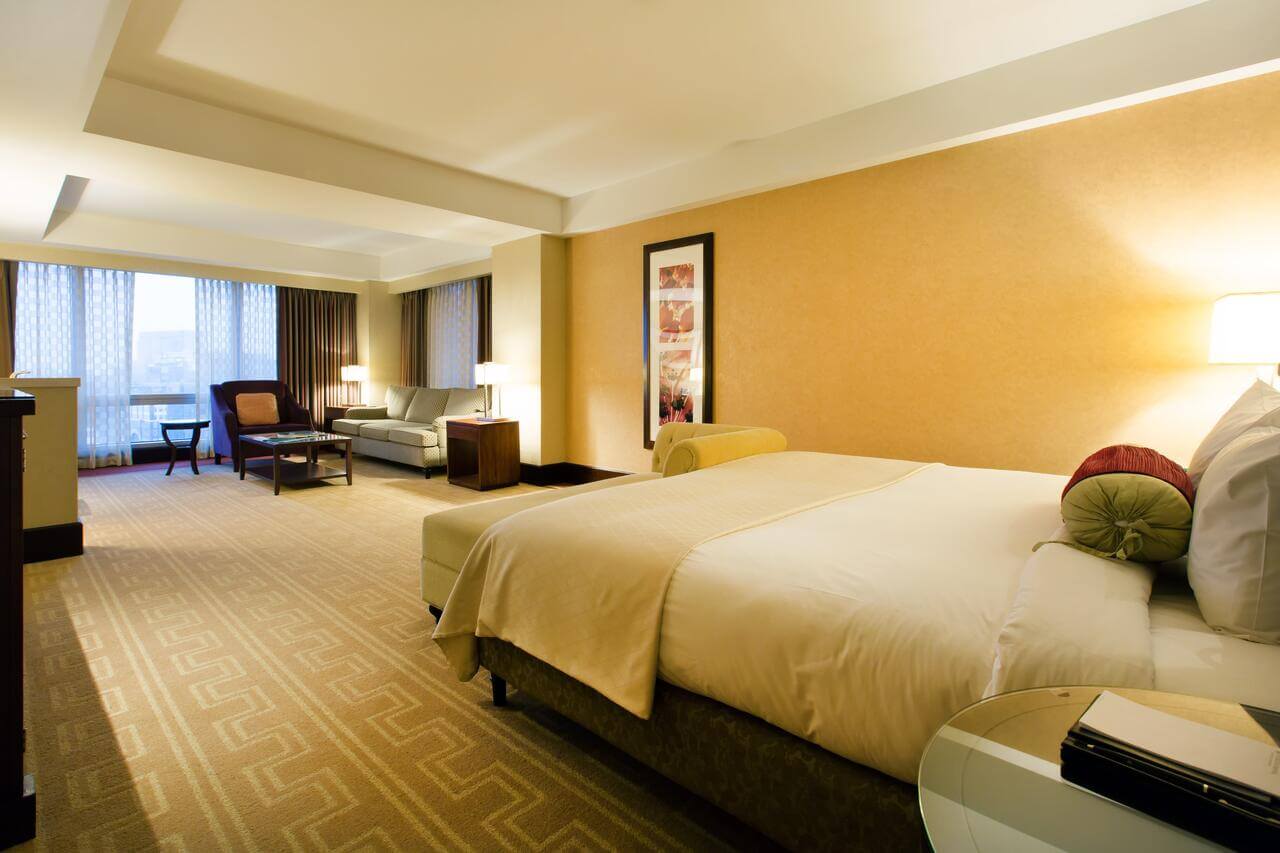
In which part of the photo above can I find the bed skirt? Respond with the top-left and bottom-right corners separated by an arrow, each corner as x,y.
478,638 -> 922,852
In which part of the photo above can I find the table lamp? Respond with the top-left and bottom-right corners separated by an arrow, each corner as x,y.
1209,293 -> 1280,385
474,362 -> 511,420
341,364 -> 369,403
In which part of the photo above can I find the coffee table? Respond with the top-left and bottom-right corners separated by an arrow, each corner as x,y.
238,431 -> 352,495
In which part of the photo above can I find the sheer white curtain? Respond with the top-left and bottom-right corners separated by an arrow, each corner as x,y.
427,280 -> 478,388
13,263 -> 134,468
13,263 -> 76,377
241,282 -> 277,379
194,279 -> 277,453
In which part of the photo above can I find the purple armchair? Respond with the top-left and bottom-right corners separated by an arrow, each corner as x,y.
210,380 -> 313,469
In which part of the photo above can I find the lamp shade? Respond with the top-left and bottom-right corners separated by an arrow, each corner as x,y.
474,362 -> 511,385
1209,293 -> 1280,364
341,364 -> 369,382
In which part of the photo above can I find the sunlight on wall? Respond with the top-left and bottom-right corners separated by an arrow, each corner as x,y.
565,70 -> 1280,475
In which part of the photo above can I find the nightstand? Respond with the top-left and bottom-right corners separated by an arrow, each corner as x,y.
918,686 -> 1273,851
446,418 -> 520,490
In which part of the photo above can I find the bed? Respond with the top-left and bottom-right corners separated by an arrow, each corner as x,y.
431,451 -> 1280,851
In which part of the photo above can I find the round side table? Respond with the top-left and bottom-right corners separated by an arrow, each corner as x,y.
159,419 -> 211,476
918,686 -> 1275,852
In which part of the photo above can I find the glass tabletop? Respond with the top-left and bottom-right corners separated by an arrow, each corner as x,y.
917,686 -> 1267,852
240,431 -> 348,446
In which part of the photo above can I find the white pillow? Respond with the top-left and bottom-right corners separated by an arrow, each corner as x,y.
1187,380 -> 1280,488
384,384 -> 418,420
1187,426 -> 1280,644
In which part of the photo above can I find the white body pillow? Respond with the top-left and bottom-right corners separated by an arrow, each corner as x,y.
1187,379 -> 1280,488
1187,426 -> 1280,644
986,526 -> 1156,697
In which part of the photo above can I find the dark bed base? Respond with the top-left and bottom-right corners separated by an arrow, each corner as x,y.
477,638 -> 923,852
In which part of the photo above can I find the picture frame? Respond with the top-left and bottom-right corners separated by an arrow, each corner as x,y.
642,232 -> 713,449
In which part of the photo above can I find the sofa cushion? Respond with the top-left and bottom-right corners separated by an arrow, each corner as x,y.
331,418 -> 370,436
444,387 -> 485,416
235,392 -> 279,426
406,388 -> 449,424
388,427 -> 439,448
385,385 -> 418,420
359,419 -> 432,441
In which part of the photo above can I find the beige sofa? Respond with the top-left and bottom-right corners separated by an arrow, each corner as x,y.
421,422 -> 787,611
332,384 -> 485,476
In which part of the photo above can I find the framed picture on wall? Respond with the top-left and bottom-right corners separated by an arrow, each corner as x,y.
643,232 -> 713,449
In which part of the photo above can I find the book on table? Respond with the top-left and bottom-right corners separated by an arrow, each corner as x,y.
1061,690 -> 1279,849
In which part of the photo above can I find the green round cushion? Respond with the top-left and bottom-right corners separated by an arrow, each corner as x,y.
1061,472 -> 1192,562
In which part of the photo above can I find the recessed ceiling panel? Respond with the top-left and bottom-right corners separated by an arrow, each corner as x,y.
105,0 -> 1204,196
71,178 -> 427,254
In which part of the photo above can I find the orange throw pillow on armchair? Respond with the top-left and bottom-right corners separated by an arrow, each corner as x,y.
235,392 -> 280,426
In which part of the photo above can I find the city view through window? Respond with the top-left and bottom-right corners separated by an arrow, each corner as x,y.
130,274 -> 198,443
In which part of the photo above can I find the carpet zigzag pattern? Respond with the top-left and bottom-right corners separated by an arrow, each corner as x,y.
21,459 -> 748,851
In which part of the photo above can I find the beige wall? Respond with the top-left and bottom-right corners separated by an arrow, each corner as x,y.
565,71 -> 1280,475
362,284 -> 400,403
540,238 -> 567,465
492,235 -> 567,465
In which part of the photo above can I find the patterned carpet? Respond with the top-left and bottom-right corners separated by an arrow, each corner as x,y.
20,456 -> 764,851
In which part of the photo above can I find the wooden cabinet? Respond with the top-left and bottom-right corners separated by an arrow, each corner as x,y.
446,419 -> 520,491
0,391 -> 36,847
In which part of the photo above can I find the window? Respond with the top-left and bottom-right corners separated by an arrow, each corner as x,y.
130,274 -> 198,443
14,264 -> 278,457
130,274 -> 279,445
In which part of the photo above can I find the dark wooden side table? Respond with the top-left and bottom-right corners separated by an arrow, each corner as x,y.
160,419 -> 211,476
447,418 -> 520,490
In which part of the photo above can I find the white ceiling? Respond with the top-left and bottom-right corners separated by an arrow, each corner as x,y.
71,179 -> 427,254
106,0 -> 1204,196
1,0 -> 1278,282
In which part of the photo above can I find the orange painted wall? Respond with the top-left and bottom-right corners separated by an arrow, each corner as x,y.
565,71 -> 1280,475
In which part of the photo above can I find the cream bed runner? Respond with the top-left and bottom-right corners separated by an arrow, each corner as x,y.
434,451 -> 929,717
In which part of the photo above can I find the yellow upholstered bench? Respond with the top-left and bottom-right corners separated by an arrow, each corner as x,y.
421,422 -> 787,612
651,422 -> 788,477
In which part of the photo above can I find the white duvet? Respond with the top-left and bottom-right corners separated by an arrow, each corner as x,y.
659,463 -> 1066,783
441,452 -> 1280,786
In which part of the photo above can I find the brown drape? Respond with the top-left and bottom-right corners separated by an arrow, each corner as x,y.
476,274 -> 492,363
399,274 -> 492,386
0,261 -> 16,377
277,286 -> 358,425
400,288 -> 430,386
